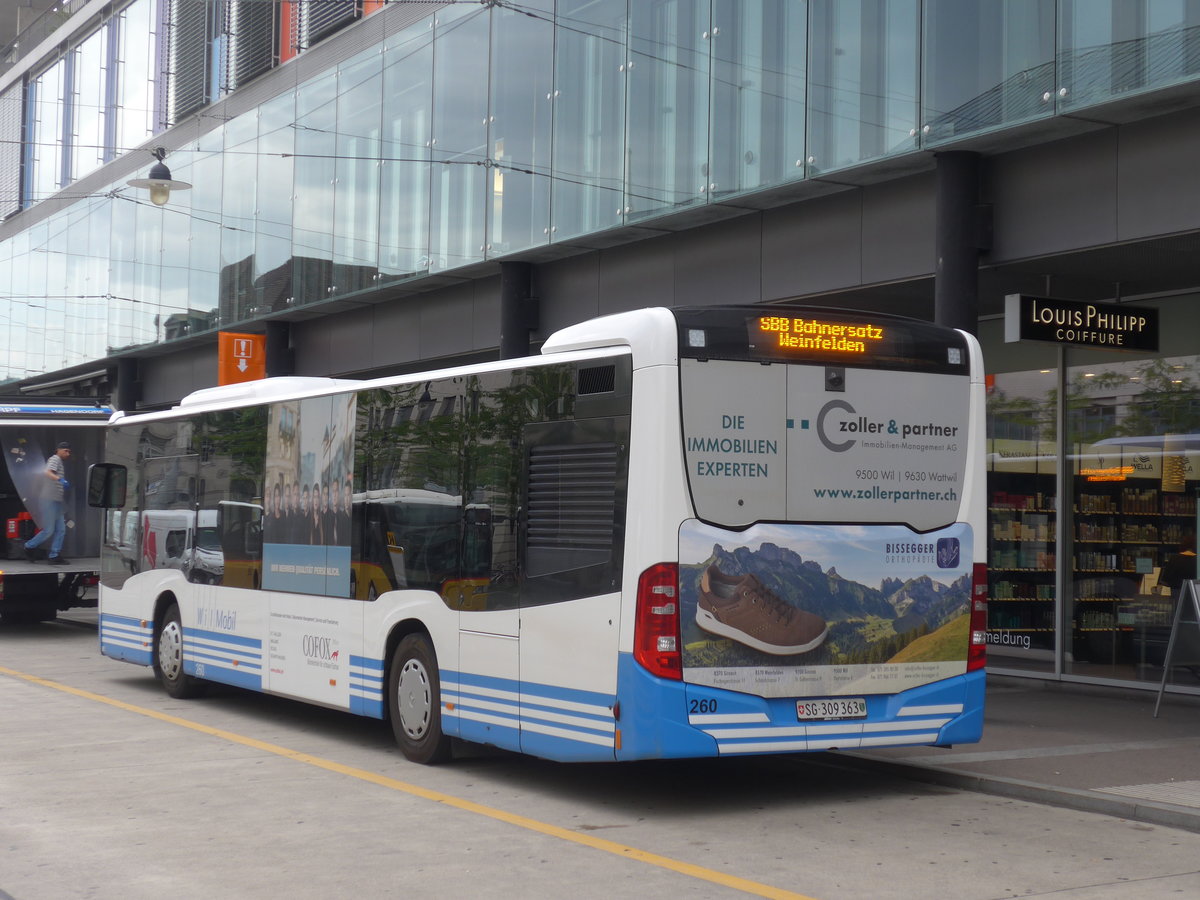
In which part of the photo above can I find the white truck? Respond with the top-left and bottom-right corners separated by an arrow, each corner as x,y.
0,398 -> 112,623
140,508 -> 223,584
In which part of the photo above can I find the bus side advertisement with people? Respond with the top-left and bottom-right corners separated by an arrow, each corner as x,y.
89,306 -> 987,763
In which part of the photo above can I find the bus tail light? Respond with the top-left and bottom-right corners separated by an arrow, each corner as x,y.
968,562 -> 988,672
633,563 -> 682,681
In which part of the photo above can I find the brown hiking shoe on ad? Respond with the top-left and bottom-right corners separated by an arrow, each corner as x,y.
697,565 -> 828,655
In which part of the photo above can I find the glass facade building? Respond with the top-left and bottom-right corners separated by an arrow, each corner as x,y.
5,1 -> 1200,377
0,0 -> 1198,695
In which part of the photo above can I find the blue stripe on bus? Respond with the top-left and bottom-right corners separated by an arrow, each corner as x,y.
349,695 -> 385,718
439,669 -> 617,760
99,625 -> 981,762
100,642 -> 153,666
347,655 -> 386,719
188,644 -> 262,663
99,624 -> 152,643
190,627 -> 262,649
187,648 -> 263,671
451,669 -> 614,710
182,656 -> 263,691
101,612 -> 148,628
99,614 -> 154,667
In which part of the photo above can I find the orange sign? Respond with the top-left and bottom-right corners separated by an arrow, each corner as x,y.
218,332 -> 267,385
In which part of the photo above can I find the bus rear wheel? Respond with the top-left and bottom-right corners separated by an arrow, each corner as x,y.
156,604 -> 206,699
389,634 -> 451,764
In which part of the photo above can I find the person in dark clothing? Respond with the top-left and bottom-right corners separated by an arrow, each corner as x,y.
1160,532 -> 1197,592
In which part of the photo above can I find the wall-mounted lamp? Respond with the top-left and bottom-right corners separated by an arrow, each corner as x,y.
127,147 -> 192,206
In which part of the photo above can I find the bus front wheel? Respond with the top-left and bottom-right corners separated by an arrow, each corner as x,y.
388,634 -> 451,764
156,604 -> 206,699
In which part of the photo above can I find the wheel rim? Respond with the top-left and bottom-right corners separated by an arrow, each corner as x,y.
159,619 -> 183,682
396,658 -> 432,740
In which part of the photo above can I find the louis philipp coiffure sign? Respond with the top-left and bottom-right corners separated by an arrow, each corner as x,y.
1004,294 -> 1159,352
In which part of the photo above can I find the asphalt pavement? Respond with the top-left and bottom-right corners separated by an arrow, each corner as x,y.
33,611 -> 1200,835
844,674 -> 1200,833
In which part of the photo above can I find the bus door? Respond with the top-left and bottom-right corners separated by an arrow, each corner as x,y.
454,369 -> 521,748
455,528 -> 519,748
518,414 -> 629,761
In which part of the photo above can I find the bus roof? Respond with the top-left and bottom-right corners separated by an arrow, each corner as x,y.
131,344 -> 635,422
177,377 -> 359,409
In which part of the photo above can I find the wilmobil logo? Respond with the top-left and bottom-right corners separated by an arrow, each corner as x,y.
816,400 -> 960,453
302,634 -> 340,670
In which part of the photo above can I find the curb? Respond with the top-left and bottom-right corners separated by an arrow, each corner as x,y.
828,753 -> 1200,835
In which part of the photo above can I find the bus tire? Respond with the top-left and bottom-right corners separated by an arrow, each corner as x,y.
156,604 -> 205,699
389,634 -> 451,765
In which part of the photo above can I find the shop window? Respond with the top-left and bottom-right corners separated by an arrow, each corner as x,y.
1065,351 -> 1200,685
986,366 -> 1059,675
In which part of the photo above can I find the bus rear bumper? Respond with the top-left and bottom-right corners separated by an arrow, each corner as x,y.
615,654 -> 985,760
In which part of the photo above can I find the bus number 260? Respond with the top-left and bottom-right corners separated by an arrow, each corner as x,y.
689,698 -> 718,714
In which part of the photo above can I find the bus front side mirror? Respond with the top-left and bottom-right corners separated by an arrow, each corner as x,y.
87,463 -> 128,509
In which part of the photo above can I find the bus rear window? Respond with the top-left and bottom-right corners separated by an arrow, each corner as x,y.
680,358 -> 971,532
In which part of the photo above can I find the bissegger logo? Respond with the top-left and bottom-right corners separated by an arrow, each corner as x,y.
936,538 -> 960,569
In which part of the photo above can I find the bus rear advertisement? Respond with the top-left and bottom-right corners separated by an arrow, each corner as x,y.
89,306 -> 987,763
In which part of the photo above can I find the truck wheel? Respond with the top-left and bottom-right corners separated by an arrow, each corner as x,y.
388,634 -> 451,764
156,604 -> 206,699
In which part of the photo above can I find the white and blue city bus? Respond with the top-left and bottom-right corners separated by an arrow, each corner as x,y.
89,306 -> 987,763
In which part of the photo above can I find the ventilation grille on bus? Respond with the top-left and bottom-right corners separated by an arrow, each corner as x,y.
526,442 -> 618,577
577,365 -> 616,395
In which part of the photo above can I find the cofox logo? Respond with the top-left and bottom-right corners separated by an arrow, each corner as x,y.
302,634 -> 338,661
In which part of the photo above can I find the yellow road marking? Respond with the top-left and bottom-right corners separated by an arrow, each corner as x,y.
0,664 -> 816,900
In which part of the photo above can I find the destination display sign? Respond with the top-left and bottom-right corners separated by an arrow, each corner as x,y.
1004,294 -> 1159,351
672,306 -> 970,375
751,315 -> 886,356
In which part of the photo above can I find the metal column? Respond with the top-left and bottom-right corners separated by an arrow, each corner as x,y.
934,151 -> 988,335
499,261 -> 538,360
266,321 -> 295,377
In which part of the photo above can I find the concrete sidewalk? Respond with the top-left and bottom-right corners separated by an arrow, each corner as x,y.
844,675 -> 1200,833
